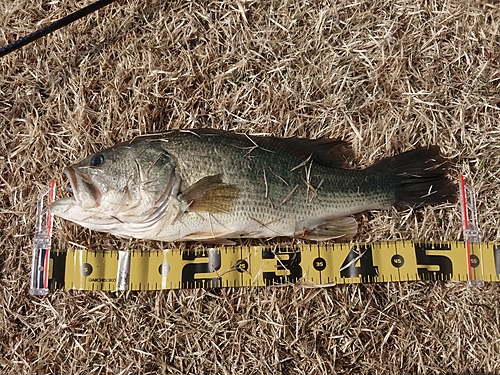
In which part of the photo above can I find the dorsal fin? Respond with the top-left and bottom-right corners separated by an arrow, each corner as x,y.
170,128 -> 355,169
238,134 -> 354,169
272,137 -> 354,169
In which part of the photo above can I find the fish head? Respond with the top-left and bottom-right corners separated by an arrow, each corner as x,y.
50,138 -> 182,233
64,146 -> 139,210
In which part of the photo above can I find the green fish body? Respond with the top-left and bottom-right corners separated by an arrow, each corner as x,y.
50,129 -> 456,243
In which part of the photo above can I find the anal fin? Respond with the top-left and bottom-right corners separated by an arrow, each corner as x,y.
303,216 -> 358,241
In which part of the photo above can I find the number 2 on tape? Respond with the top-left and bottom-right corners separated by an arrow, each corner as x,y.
181,250 -> 222,288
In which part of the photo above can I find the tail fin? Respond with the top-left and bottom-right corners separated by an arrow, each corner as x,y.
372,146 -> 457,210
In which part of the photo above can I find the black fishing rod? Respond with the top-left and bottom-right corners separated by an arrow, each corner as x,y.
0,0 -> 119,58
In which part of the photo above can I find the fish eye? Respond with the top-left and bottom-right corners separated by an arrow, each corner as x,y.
90,154 -> 105,167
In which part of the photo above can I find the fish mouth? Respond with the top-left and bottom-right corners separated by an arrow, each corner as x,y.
65,166 -> 101,207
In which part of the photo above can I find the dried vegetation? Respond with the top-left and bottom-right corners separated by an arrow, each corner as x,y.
1,0 -> 500,373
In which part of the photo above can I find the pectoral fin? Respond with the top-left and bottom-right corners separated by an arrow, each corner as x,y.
303,216 -> 358,241
179,175 -> 240,213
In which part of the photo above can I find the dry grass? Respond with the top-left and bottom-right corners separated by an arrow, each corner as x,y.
1,0 -> 500,373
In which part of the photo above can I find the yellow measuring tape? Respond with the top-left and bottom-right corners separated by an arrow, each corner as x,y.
46,241 -> 500,291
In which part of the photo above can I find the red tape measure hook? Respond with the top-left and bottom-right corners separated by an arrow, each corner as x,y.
30,180 -> 56,295
458,175 -> 484,287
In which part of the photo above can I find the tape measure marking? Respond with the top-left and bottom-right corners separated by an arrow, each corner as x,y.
46,241 -> 500,291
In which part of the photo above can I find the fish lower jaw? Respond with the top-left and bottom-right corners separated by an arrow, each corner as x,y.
49,197 -> 77,214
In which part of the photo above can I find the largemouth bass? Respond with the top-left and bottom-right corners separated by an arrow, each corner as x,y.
50,129 -> 456,243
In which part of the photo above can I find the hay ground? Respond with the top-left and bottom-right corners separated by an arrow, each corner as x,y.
1,0 -> 500,373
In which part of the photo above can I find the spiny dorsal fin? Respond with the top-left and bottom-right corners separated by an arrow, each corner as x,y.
179,175 -> 240,213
